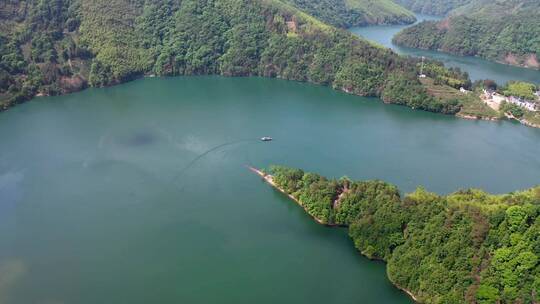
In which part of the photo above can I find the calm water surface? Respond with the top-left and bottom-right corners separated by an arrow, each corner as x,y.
1,77 -> 540,304
350,14 -> 540,84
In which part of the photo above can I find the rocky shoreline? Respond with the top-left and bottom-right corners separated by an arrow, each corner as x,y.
456,112 -> 540,129
456,113 -> 500,122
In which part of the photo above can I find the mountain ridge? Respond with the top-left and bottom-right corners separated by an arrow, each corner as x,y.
0,0 -> 464,115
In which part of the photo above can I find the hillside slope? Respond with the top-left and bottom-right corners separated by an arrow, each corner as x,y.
267,165 -> 540,304
392,0 -> 540,69
393,0 -> 473,16
287,0 -> 416,28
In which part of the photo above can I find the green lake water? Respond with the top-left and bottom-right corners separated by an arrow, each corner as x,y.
350,14 -> 540,85
1,76 -> 540,303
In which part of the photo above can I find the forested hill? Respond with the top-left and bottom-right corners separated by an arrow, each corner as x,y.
393,0 -> 473,16
266,165 -> 540,304
286,0 -> 416,28
0,0 -> 466,114
392,0 -> 540,69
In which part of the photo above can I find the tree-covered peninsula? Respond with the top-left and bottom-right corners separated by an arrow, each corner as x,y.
1,0 -> 468,115
255,165 -> 540,304
392,0 -> 540,69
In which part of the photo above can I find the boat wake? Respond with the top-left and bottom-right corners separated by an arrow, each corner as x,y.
170,138 -> 258,185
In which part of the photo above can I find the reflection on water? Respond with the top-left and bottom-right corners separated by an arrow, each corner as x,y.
0,259 -> 26,304
350,14 -> 540,84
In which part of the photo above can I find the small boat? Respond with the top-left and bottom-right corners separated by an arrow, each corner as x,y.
261,137 -> 272,142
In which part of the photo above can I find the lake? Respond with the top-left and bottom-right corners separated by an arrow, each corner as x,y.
1,76 -> 540,304
350,14 -> 540,85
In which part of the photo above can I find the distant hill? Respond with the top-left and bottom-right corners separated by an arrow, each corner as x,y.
392,0 -> 540,70
393,0 -> 473,16
287,0 -> 416,28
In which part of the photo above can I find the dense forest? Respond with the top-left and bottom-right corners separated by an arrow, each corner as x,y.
267,165 -> 540,304
393,0 -> 472,15
286,0 -> 416,28
1,0 -> 472,115
392,0 -> 540,69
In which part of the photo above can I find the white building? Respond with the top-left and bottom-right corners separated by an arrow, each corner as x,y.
491,92 -> 506,104
482,89 -> 539,112
507,96 -> 539,112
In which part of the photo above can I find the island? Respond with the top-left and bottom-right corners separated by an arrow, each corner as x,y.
251,165 -> 540,304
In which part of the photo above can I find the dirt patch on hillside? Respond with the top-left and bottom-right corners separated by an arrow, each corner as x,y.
60,75 -> 87,93
504,53 -> 519,66
437,18 -> 450,30
524,54 -> 539,68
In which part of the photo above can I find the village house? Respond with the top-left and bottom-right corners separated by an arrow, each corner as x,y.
508,96 -> 539,111
482,89 -> 539,112
483,89 -> 506,103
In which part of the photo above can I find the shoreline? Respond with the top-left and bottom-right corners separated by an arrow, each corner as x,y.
248,166 -> 331,226
249,166 -> 422,303
395,284 -> 420,302
2,74 -> 539,130
519,118 -> 540,129
340,84 -> 540,129
455,112 -> 500,122
392,41 -> 540,71
456,112 -> 540,129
